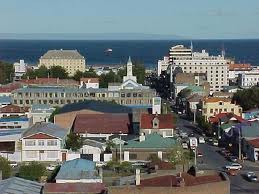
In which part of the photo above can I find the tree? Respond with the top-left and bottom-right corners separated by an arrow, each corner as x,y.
66,132 -> 83,151
49,106 -> 61,123
105,140 -> 115,153
0,61 -> 14,84
0,156 -> 11,179
178,88 -> 192,99
49,66 -> 68,79
18,161 -> 46,181
132,60 -> 145,84
197,116 -> 214,136
83,68 -> 99,78
73,70 -> 84,81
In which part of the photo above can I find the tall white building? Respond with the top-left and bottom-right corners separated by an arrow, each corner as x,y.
14,60 -> 27,81
157,56 -> 170,76
238,70 -> 259,88
169,45 -> 229,94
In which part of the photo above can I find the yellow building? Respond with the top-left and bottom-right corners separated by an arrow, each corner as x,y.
202,97 -> 242,121
39,49 -> 85,76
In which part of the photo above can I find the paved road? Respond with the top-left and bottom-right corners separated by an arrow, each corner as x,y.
176,116 -> 259,194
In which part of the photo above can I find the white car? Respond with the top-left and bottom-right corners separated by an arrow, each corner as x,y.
96,161 -> 106,167
225,163 -> 242,170
9,161 -> 18,168
46,164 -> 58,171
212,140 -> 219,146
199,137 -> 205,144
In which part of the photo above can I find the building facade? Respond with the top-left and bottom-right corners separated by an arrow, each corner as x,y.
238,71 -> 259,88
157,56 -> 170,76
13,60 -> 27,81
169,45 -> 229,93
39,49 -> 86,76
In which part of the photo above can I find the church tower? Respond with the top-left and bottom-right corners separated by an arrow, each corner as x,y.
123,56 -> 137,82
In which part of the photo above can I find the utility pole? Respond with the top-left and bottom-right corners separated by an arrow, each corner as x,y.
194,148 -> 197,166
239,127 -> 242,160
193,109 -> 196,124
119,131 -> 122,164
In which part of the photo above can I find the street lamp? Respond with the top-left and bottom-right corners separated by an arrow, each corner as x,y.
119,131 -> 122,164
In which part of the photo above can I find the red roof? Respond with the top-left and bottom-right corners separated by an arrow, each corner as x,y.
140,114 -> 175,129
229,63 -> 251,71
19,78 -> 78,85
140,173 -> 223,187
44,183 -> 106,193
80,77 -> 99,83
0,104 -> 29,113
24,133 -> 57,139
0,83 -> 21,93
73,113 -> 130,134
208,113 -> 244,124
248,138 -> 259,148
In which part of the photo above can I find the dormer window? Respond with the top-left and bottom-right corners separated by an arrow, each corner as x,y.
152,117 -> 159,129
219,101 -> 223,105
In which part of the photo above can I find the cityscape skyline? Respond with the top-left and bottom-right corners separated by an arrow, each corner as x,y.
0,0 -> 259,39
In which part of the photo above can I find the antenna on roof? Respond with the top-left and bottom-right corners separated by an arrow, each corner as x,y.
190,41 -> 193,52
221,43 -> 225,58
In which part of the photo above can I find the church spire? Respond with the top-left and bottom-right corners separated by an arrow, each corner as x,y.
127,56 -> 133,76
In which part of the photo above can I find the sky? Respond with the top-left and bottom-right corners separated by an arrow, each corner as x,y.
0,0 -> 259,39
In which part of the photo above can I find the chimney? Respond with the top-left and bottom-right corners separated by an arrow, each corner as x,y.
0,170 -> 2,180
139,133 -> 145,142
135,168 -> 140,186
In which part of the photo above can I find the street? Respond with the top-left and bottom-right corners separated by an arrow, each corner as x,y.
177,116 -> 259,194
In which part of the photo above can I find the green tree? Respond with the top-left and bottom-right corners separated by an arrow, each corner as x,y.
0,61 -> 14,84
49,106 -> 61,123
0,156 -> 11,179
36,66 -> 49,78
178,88 -> 192,98
83,68 -> 99,78
99,71 -> 119,88
132,61 -> 145,84
66,132 -> 83,151
73,70 -> 84,81
105,140 -> 115,153
197,116 -> 213,136
49,66 -> 68,79
18,161 -> 46,181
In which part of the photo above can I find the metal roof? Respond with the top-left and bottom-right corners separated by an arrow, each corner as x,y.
0,117 -> 29,122
0,177 -> 43,194
0,96 -> 12,104
56,159 -> 100,180
40,49 -> 84,59
31,104 -> 54,114
22,122 -> 69,139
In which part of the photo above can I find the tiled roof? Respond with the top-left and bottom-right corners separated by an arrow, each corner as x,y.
59,100 -> 132,114
140,173 -> 223,187
56,159 -> 100,180
204,97 -> 231,103
229,63 -> 251,71
208,113 -> 244,124
186,94 -> 203,102
0,177 -> 43,194
0,104 -> 29,113
44,183 -> 106,193
0,116 -> 29,122
31,104 -> 54,114
247,138 -> 259,148
22,122 -> 69,139
19,78 -> 78,85
0,83 -> 21,93
80,77 -> 99,83
41,49 -> 84,59
140,114 -> 175,129
121,133 -> 177,149
73,113 -> 130,134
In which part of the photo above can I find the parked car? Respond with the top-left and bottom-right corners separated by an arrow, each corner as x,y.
197,151 -> 203,157
212,140 -> 219,146
244,172 -> 258,182
225,163 -> 242,170
228,156 -> 239,163
227,169 -> 239,176
199,137 -> 205,144
46,164 -> 58,171
96,161 -> 106,167
9,161 -> 18,168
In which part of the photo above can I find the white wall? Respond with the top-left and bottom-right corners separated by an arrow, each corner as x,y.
0,151 -> 21,162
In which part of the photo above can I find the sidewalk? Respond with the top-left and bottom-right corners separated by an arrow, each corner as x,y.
243,160 -> 259,168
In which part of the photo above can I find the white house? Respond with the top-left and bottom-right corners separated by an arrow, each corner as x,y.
79,78 -> 99,89
30,104 -> 55,124
13,60 -> 27,81
21,122 -> 69,162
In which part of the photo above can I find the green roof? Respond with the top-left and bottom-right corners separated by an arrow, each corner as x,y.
121,133 -> 177,149
186,85 -> 204,93
221,123 -> 234,130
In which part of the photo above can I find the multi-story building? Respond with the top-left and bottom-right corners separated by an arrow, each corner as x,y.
13,60 -> 27,81
39,49 -> 86,76
202,97 -> 242,121
157,56 -> 170,76
12,57 -> 156,108
228,63 -> 252,80
169,45 -> 229,93
238,70 -> 259,88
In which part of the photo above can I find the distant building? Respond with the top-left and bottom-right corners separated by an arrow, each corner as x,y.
0,83 -> 21,97
157,56 -> 170,76
30,104 -> 55,124
228,63 -> 252,80
202,97 -> 242,121
0,105 -> 29,118
39,49 -> 86,76
21,122 -> 69,162
238,70 -> 259,88
0,96 -> 12,108
80,78 -> 99,89
13,60 -> 27,81
0,117 -> 30,130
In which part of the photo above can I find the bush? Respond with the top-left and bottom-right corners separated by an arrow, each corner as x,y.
0,156 -> 11,179
18,162 -> 46,181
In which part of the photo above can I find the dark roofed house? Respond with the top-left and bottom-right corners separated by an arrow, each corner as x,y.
140,114 -> 175,137
73,113 -> 131,138
243,137 -> 259,161
0,104 -> 29,118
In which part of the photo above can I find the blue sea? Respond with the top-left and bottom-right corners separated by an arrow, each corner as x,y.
0,39 -> 259,68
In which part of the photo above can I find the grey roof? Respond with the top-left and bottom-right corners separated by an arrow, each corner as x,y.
83,139 -> 104,150
0,96 -> 12,104
41,49 -> 84,59
31,104 -> 54,114
56,159 -> 100,180
22,122 -> 69,139
59,100 -> 132,114
0,177 -> 43,194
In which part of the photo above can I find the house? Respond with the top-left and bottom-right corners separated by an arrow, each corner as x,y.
13,60 -> 27,81
21,122 -> 69,162
80,139 -> 106,162
80,78 -> 99,89
213,92 -> 234,99
0,104 -> 29,118
55,158 -> 102,183
140,114 -> 175,137
0,177 -> 43,194
0,96 -> 12,108
0,116 -> 30,130
242,108 -> 259,120
0,83 -> 21,97
113,133 -> 177,162
54,100 -> 132,129
202,97 -> 242,121
73,113 -> 131,138
30,104 -> 55,124
109,171 -> 230,194
44,183 -> 107,194
243,138 -> 259,161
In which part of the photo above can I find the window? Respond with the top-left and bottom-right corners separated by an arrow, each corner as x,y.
210,109 -> 213,113
25,140 -> 36,146
231,108 -> 234,112
47,140 -> 57,146
129,153 -> 137,160
121,93 -> 125,98
38,140 -> 44,146
25,151 -> 37,158
126,93 -> 131,97
219,102 -> 223,105
47,151 -> 58,158
133,93 -> 138,97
